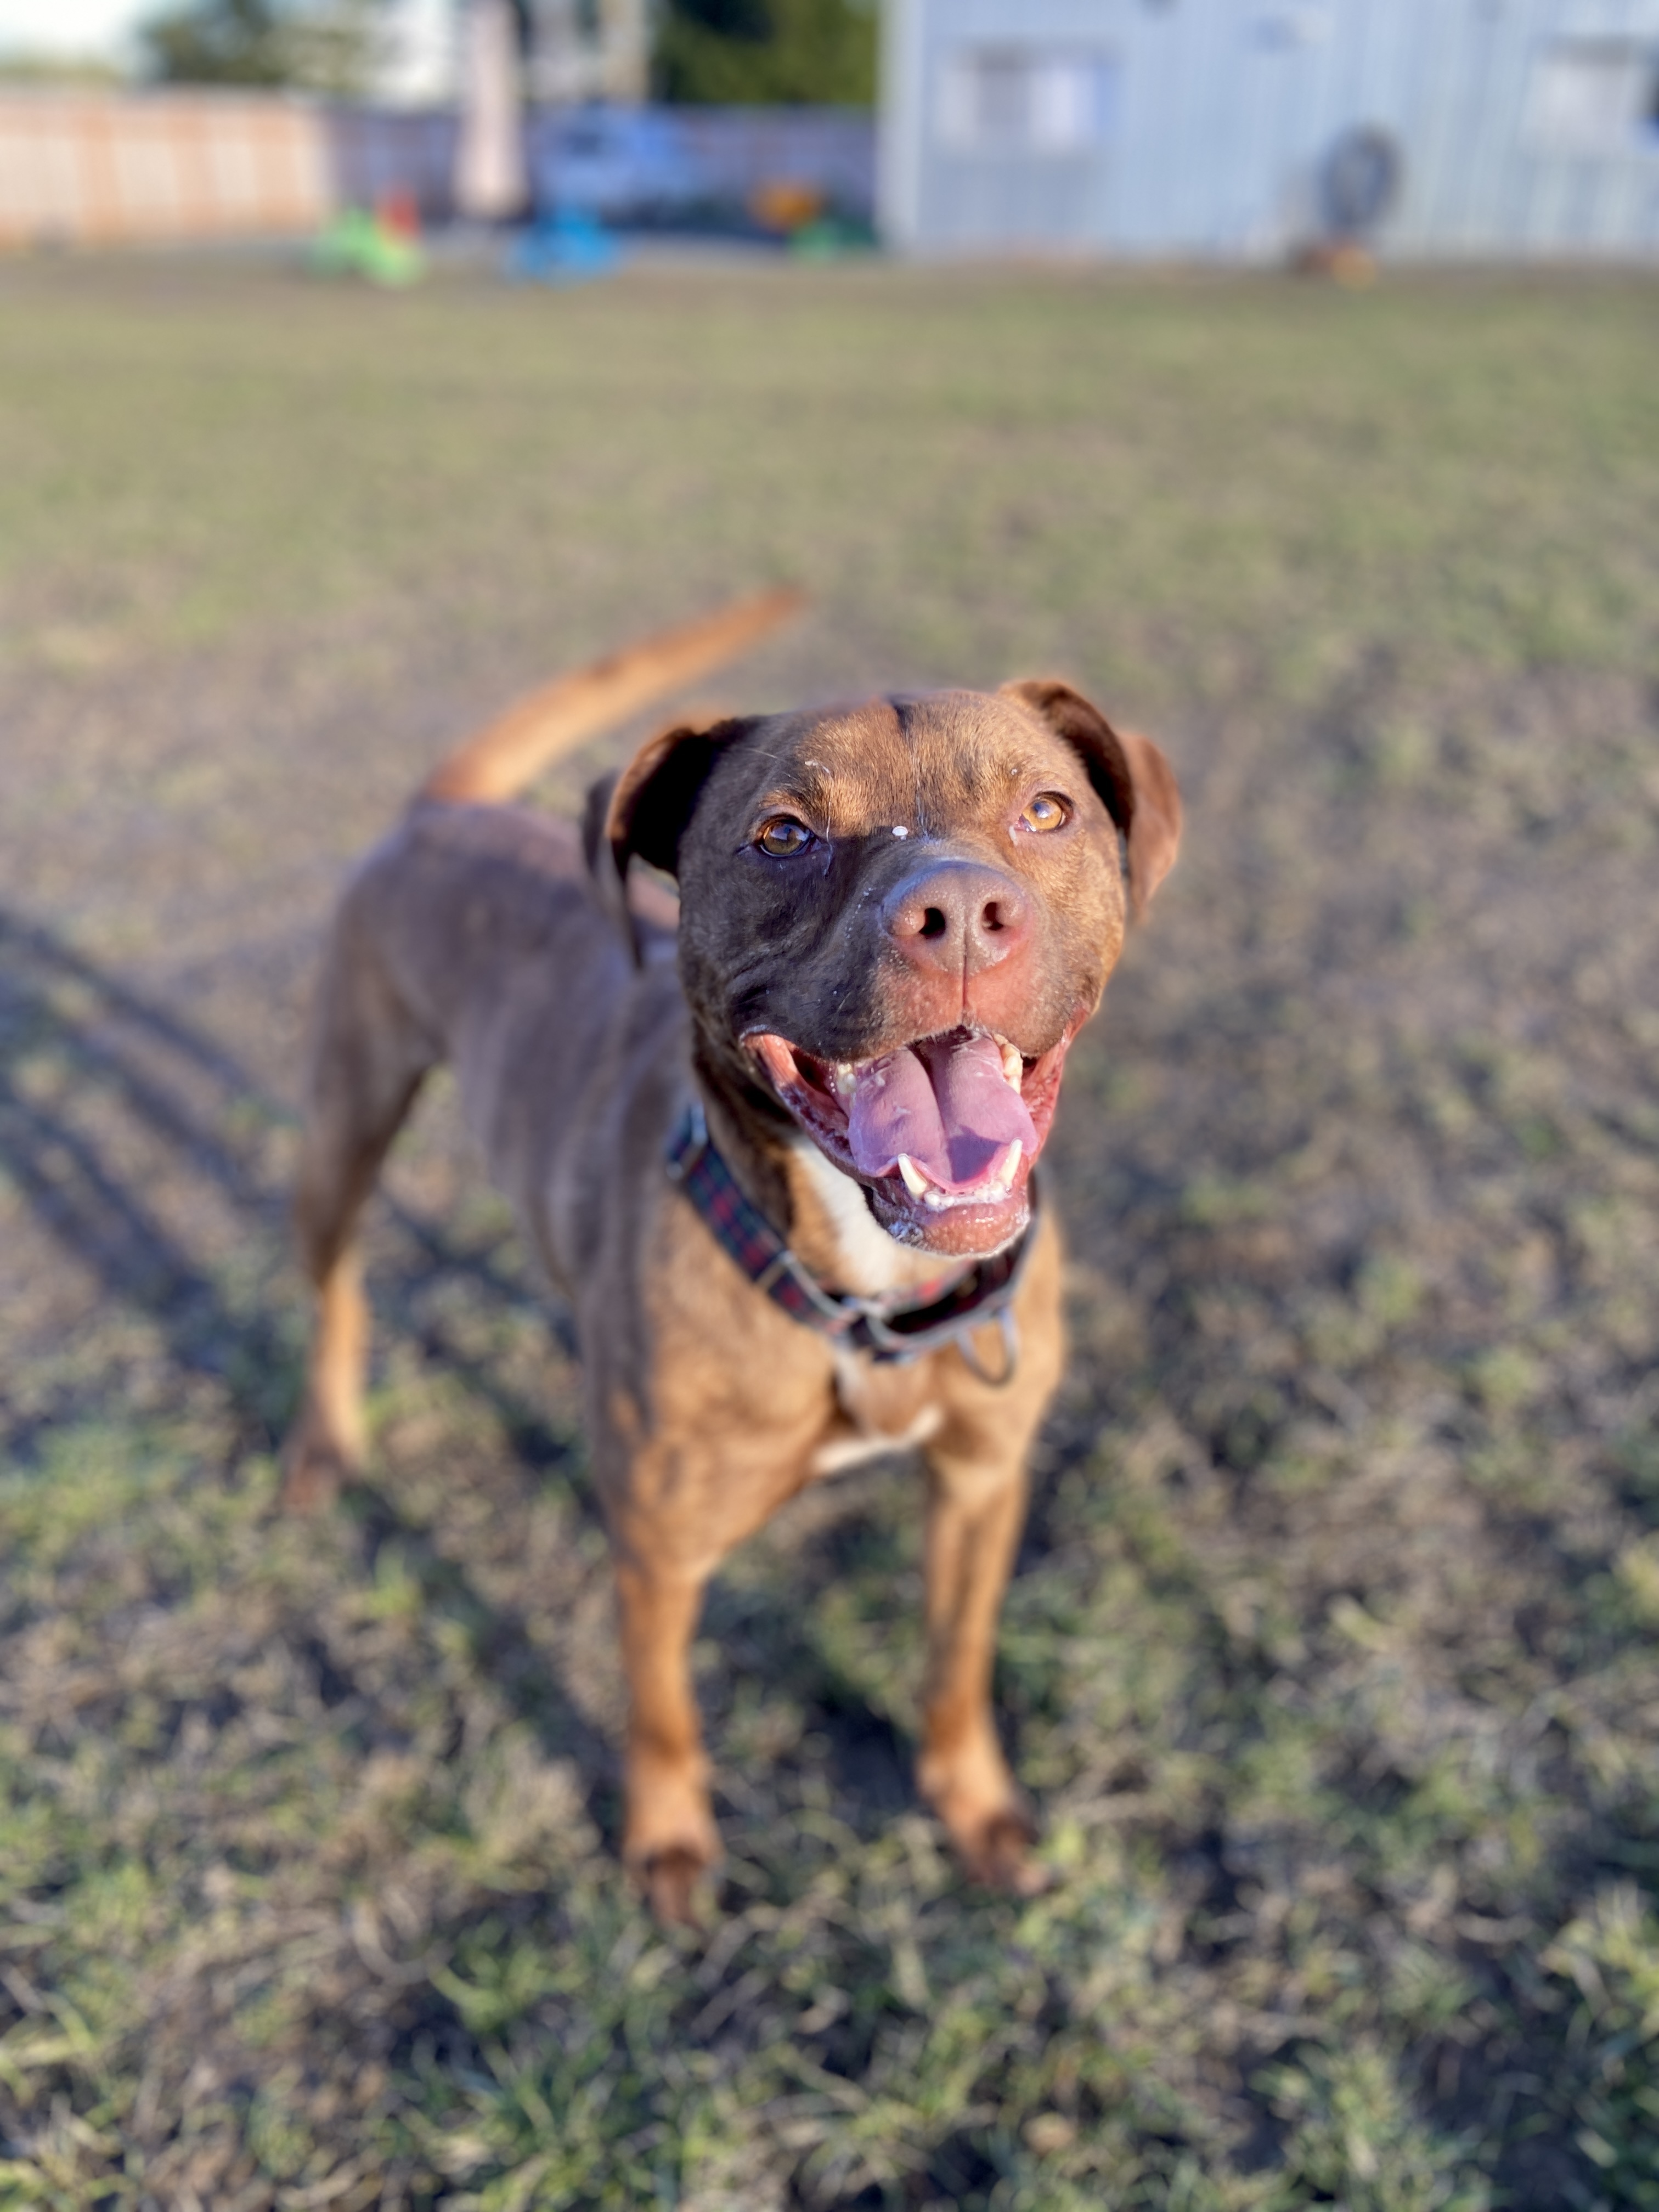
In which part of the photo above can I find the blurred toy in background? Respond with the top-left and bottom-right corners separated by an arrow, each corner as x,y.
789,212 -> 879,261
748,178 -> 876,259
310,196 -> 427,287
1291,123 -> 1401,286
749,178 -> 825,235
505,209 -> 622,285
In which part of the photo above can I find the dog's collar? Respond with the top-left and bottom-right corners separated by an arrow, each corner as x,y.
665,1099 -> 1032,1381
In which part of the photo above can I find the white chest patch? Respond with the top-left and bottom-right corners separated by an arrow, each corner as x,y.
810,1401 -> 944,1478
788,1141 -> 946,1475
789,1137 -> 919,1296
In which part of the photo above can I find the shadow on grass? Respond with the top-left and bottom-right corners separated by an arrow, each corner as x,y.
0,900 -> 926,1852
0,897 -> 632,1797
0,898 -> 577,1462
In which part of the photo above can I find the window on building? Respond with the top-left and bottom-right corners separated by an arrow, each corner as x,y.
936,46 -> 1115,154
1523,39 -> 1659,154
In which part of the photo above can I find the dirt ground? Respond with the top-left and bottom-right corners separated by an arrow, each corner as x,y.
1,252 -> 1656,2210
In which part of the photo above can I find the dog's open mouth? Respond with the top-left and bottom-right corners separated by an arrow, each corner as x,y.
747,1023 -> 1077,1249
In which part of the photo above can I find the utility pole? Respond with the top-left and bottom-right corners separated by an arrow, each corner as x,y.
454,0 -> 529,220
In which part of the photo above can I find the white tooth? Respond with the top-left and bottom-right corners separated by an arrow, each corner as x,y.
834,1063 -> 859,1101
897,1153 -> 930,1198
990,1139 -> 1022,1191
1000,1042 -> 1023,1088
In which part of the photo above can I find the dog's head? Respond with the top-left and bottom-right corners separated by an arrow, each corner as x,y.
601,684 -> 1181,1259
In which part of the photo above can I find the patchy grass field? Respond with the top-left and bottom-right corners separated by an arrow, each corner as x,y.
1,252 -> 1657,2210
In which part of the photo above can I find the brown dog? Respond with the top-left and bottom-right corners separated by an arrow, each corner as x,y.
283,594 -> 1181,1919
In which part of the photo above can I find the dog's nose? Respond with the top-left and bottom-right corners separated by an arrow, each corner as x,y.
881,860 -> 1031,975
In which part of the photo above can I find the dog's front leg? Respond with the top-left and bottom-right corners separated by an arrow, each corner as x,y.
917,1434 -> 1047,1896
613,1550 -> 722,1923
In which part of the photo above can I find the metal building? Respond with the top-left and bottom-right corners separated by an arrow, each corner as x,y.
878,0 -> 1659,258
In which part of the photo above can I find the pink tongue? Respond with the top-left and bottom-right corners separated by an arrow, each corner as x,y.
847,1033 -> 1036,1192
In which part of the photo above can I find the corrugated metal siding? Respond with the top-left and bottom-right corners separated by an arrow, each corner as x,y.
909,0 -> 1116,248
881,0 -> 1659,258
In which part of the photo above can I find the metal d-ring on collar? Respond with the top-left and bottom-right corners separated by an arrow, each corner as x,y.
664,1098 -> 1032,1383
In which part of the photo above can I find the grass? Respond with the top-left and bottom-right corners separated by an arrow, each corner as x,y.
0,249 -> 1656,2208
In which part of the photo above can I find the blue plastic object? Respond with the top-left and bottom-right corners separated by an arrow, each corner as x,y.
505,211 -> 622,285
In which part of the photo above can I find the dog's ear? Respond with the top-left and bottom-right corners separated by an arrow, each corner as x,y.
586,765 -> 681,957
600,716 -> 758,963
1114,726 -> 1183,917
604,715 -> 758,882
1001,680 -> 1182,918
581,769 -> 634,944
582,768 -> 620,882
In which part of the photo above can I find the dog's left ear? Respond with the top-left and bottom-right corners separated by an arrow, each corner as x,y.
1001,680 -> 1182,918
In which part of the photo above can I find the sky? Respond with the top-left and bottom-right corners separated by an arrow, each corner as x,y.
0,0 -> 454,91
0,2 -> 149,59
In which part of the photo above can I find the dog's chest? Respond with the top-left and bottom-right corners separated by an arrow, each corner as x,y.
783,1139 -> 948,1475
811,1354 -> 944,1477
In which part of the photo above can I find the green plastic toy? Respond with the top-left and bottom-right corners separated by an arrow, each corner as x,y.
311,207 -> 426,289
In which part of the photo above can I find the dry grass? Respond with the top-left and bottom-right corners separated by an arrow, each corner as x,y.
1,251 -> 1657,2209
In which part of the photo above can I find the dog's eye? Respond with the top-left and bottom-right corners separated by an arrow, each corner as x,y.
755,816 -> 815,859
1018,793 -> 1070,833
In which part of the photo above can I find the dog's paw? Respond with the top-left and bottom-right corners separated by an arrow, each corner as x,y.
961,1806 -> 1051,1898
624,1765 -> 721,1923
639,1844 -> 713,1927
920,1737 -> 1047,1893
278,1403 -> 357,1514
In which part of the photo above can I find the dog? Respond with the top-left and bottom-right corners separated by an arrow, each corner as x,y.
282,592 -> 1181,1920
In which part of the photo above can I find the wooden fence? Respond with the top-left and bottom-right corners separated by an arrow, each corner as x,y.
0,93 -> 333,246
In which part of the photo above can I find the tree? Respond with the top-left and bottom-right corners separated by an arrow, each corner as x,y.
139,0 -> 390,97
141,0 -> 286,83
653,0 -> 877,106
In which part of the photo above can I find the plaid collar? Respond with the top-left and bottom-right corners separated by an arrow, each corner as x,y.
665,1098 -> 1034,1381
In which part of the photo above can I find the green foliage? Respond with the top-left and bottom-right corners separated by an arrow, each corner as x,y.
0,54 -> 124,85
654,0 -> 877,105
1257,2045 -> 1491,2211
139,0 -> 387,95
140,0 -> 287,84
1543,1888 -> 1659,2205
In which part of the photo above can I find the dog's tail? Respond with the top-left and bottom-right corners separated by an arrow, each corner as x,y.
417,585 -> 805,809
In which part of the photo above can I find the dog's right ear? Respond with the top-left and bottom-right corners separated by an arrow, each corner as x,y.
601,717 -> 758,964
581,768 -> 631,943
603,716 -> 758,882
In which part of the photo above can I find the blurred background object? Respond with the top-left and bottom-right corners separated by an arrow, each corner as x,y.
453,0 -> 528,218
0,81 -> 336,245
748,171 -> 822,228
0,0 -> 876,245
310,190 -> 426,276
878,0 -> 1659,261
652,0 -> 874,105
3,0 -> 1656,259
138,0 -> 390,92
503,198 -> 619,275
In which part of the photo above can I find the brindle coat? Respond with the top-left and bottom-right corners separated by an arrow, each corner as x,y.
283,677 -> 1180,1920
